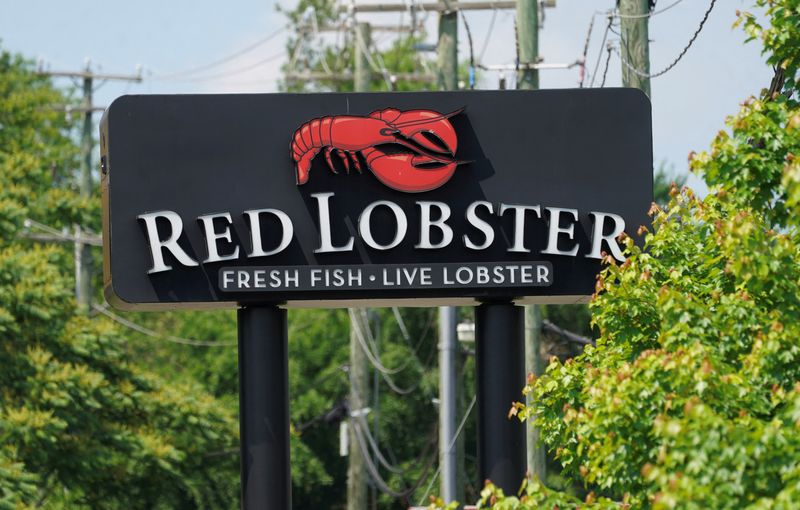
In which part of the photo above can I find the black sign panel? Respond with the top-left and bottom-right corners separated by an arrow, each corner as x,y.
101,89 -> 652,309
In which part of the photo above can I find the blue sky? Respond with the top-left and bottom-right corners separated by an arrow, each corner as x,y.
1,0 -> 768,192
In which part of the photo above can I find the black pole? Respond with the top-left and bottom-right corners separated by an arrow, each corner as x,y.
238,305 -> 291,509
475,302 -> 527,494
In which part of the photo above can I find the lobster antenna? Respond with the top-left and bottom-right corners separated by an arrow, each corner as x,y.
392,107 -> 465,128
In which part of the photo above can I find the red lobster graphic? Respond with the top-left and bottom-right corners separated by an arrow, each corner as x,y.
290,108 -> 464,193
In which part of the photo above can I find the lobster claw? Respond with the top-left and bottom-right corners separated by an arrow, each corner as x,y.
370,108 -> 460,157
361,147 -> 458,193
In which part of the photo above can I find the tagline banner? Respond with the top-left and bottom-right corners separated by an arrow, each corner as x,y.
219,262 -> 553,293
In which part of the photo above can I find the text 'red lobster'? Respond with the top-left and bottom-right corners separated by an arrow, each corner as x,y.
290,108 -> 464,193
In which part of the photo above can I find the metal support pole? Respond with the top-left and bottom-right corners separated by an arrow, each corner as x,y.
438,306 -> 458,503
238,305 -> 291,510
475,302 -> 526,494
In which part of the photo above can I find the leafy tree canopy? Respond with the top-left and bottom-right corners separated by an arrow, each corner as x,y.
0,50 -> 240,510
438,1 -> 800,508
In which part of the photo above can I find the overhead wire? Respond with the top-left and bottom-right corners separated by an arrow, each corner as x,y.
478,8 -> 498,64
615,0 -> 716,79
354,27 -> 394,90
354,414 -> 405,474
309,8 -> 335,76
459,9 -> 476,89
346,367 -> 438,499
349,308 -> 410,375
588,14 -> 613,88
154,52 -> 284,83
351,418 -> 438,499
578,14 -> 596,87
600,42 -> 613,87
391,307 -> 436,402
93,304 -> 236,347
610,0 -> 686,18
151,26 -> 287,80
417,394 -> 477,506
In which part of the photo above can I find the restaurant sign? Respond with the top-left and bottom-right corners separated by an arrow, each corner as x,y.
100,89 -> 652,309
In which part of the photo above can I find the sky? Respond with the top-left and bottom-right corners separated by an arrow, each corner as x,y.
1,0 -> 769,192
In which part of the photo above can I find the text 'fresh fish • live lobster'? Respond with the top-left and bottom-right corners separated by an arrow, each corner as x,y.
290,107 -> 466,193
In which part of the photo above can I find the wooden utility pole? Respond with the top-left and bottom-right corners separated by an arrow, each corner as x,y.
349,25 -> 373,510
436,6 -> 460,504
355,22 -> 373,92
348,311 -> 369,510
515,0 -> 547,483
38,65 -> 141,313
516,0 -> 539,89
618,0 -> 651,95
523,305 -> 546,480
77,71 -> 93,312
437,10 -> 458,91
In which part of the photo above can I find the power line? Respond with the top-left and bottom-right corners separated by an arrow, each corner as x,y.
153,51 -> 284,83
610,0 -> 686,19
152,26 -> 287,79
600,42 -> 613,87
459,10 -> 476,88
351,1 -> 516,13
615,0 -> 716,79
93,304 -> 236,347
354,414 -> 405,474
352,418 -> 438,500
417,394 -> 477,506
353,27 -> 394,90
588,14 -> 612,88
349,308 -> 410,375
478,8 -> 498,63
578,13 -> 595,87
350,308 -> 421,394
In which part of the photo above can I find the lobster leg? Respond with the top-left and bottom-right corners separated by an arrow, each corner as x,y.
349,151 -> 364,174
324,147 -> 339,174
337,149 -> 351,173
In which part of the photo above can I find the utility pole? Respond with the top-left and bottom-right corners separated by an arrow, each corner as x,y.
524,306 -> 546,480
77,69 -> 93,313
436,5 -> 460,503
348,311 -> 368,510
355,22 -> 372,92
349,25 -> 372,510
516,0 -> 539,89
370,310 -> 380,510
618,0 -> 651,96
436,7 -> 458,91
514,0 -> 548,483
438,307 -> 458,503
37,64 -> 141,313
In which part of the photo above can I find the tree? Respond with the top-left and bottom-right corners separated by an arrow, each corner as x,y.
0,49 -> 240,509
433,1 -> 800,508
279,0 -> 436,93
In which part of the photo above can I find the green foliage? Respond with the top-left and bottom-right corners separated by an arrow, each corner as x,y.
428,1 -> 800,508
691,96 -> 799,227
736,0 -> 800,93
653,162 -> 686,207
0,49 -> 239,509
280,0 -> 435,92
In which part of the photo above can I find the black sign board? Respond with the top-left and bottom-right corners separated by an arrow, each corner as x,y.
101,89 -> 652,309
